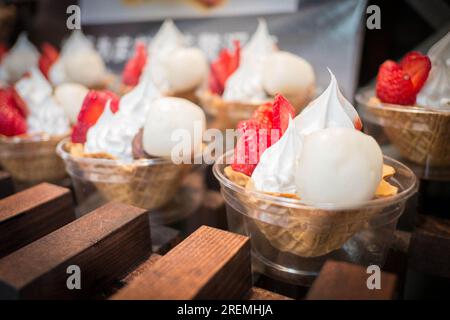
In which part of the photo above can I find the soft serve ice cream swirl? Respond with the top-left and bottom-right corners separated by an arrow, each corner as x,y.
14,68 -> 70,135
222,19 -> 276,103
417,31 -> 450,108
251,70 -> 360,195
84,77 -> 156,160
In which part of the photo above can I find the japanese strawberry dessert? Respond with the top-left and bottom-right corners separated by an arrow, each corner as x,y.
0,67 -> 75,185
0,33 -> 39,84
120,19 -> 208,102
57,77 -> 206,211
198,19 -> 316,130
358,31 -> 450,167
44,30 -> 111,90
214,71 -> 416,269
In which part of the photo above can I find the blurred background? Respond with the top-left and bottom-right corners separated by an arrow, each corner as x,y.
1,0 -> 449,98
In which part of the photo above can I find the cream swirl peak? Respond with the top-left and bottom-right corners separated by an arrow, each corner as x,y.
222,19 -> 276,103
141,19 -> 207,95
294,69 -> 360,135
15,67 -> 70,135
1,33 -> 39,83
417,31 -> 450,108
84,77 -> 157,160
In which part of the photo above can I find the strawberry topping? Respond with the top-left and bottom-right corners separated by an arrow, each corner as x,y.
71,90 -> 120,143
209,40 -> 240,95
231,95 -> 295,176
38,42 -> 60,79
122,41 -> 147,86
0,95 -> 27,137
0,87 -> 28,118
376,51 -> 431,105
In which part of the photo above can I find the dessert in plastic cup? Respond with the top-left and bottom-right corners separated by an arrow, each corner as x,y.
357,32 -> 450,168
198,19 -> 316,130
119,19 -> 208,102
213,71 -> 417,282
58,80 -> 206,213
0,68 -> 80,187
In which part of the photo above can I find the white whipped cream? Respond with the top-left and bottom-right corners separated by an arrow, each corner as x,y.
140,19 -> 207,95
417,31 -> 450,108
15,67 -> 70,135
222,19 -> 276,103
251,70 -> 361,195
251,117 -> 302,194
84,77 -> 156,160
1,33 -> 39,83
294,70 -> 357,135
49,30 -> 106,87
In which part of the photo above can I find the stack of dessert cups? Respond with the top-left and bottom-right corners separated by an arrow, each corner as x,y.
213,71 -> 418,285
197,19 -> 316,131
0,31 -> 115,188
356,31 -> 450,180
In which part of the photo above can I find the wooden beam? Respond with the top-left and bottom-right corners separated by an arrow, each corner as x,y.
0,171 -> 14,199
0,183 -> 75,258
306,261 -> 397,300
0,202 -> 151,299
112,226 -> 251,300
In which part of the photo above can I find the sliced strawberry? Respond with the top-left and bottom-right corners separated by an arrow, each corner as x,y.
399,51 -> 431,93
237,119 -> 260,134
39,42 -> 60,79
209,40 -> 240,95
71,90 -> 120,143
251,103 -> 273,129
0,43 -> 7,63
0,100 -> 27,136
122,41 -> 147,86
0,87 -> 28,118
272,94 -> 295,134
376,60 -> 416,105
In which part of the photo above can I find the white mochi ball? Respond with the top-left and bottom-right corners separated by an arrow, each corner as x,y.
165,48 -> 208,93
143,97 -> 205,158
295,127 -> 383,206
262,51 -> 315,97
54,83 -> 89,124
64,51 -> 106,88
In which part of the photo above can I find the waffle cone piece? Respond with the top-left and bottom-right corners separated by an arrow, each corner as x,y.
366,98 -> 450,166
0,134 -> 67,184
198,89 -> 314,130
65,143 -> 191,210
224,165 -> 397,257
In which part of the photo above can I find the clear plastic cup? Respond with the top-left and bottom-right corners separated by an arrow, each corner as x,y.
213,150 -> 417,285
0,134 -> 68,188
57,138 -> 193,216
356,87 -> 450,180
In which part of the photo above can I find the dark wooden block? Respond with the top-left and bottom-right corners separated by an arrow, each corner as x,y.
0,171 -> 14,199
306,261 -> 397,300
0,202 -> 151,299
0,183 -> 75,258
112,225 -> 251,300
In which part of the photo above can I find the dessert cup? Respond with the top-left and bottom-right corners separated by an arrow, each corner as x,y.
57,138 -> 193,213
357,87 -> 450,178
0,133 -> 68,187
198,89 -> 314,130
214,150 -> 417,284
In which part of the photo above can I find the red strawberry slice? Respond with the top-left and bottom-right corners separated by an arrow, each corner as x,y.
0,43 -> 7,63
251,102 -> 273,129
122,42 -> 147,86
0,99 -> 27,136
209,40 -> 240,95
399,51 -> 431,94
272,94 -> 295,134
39,42 -> 60,79
0,87 -> 28,118
376,60 -> 416,105
71,90 -> 120,143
